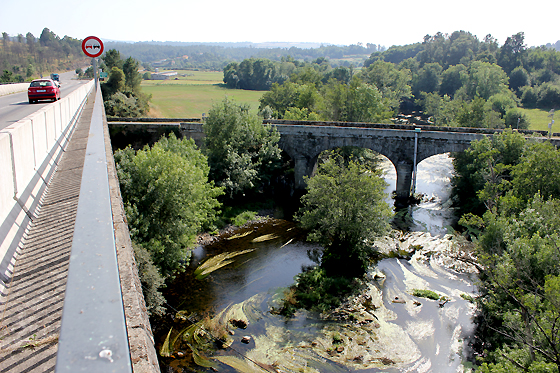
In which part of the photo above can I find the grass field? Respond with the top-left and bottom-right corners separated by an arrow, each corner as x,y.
142,70 -> 265,118
520,108 -> 557,133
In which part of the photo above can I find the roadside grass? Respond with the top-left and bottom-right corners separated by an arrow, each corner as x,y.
142,70 -> 265,118
519,107 -> 558,133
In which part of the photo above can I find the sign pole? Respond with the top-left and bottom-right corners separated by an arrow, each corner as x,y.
82,36 -> 104,90
93,57 -> 98,90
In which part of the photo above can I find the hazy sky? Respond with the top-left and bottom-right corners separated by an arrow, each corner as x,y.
1,0 -> 558,48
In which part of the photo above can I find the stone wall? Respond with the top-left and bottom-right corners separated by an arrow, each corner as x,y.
103,111 -> 161,372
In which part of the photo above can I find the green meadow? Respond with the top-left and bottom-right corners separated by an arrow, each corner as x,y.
142,70 -> 265,118
520,108 -> 558,133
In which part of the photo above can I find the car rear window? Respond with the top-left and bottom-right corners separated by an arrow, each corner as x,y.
30,81 -> 53,87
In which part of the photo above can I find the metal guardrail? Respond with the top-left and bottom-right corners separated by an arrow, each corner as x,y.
55,84 -> 132,372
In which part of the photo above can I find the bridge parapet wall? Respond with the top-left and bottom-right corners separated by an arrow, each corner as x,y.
0,82 -> 30,97
0,80 -> 94,287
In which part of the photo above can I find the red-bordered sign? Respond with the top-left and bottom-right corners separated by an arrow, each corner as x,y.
82,36 -> 104,58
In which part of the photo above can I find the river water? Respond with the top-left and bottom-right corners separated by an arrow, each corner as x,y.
157,154 -> 478,373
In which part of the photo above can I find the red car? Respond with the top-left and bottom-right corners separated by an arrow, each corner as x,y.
28,78 -> 60,103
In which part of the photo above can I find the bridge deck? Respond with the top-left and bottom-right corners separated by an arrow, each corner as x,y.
0,92 -> 95,372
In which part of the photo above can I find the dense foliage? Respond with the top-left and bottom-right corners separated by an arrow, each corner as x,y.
100,49 -> 151,117
202,98 -> 282,199
452,131 -> 560,372
114,134 -> 223,313
0,28 -> 88,82
475,195 -> 560,373
222,31 -> 560,128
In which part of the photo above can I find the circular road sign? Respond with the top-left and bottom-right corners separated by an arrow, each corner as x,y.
82,36 -> 104,58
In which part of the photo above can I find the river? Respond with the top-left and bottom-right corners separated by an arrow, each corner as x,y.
155,153 -> 478,373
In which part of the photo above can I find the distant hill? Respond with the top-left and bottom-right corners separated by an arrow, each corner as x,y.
125,41 -> 329,49
103,41 -> 381,70
546,40 -> 560,51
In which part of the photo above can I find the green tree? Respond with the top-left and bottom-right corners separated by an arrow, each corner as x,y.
452,130 -> 526,217
360,60 -> 412,110
25,32 -> 35,54
114,134 -> 223,277
412,62 -> 443,96
104,92 -> 142,117
0,70 -> 12,82
259,81 -> 300,118
509,66 -> 531,96
417,92 -> 461,126
521,86 -> 539,108
504,108 -> 530,130
497,32 -> 527,75
465,61 -> 511,100
290,64 -> 324,87
440,64 -> 467,97
38,28 -> 57,47
456,96 -> 487,128
223,61 -> 240,88
486,92 -> 518,118
102,48 -> 123,70
103,66 -> 126,96
101,53 -> 150,117
347,78 -> 393,123
536,83 -> 560,109
225,58 -> 279,90
475,195 -> 560,372
322,78 -> 349,121
203,98 -> 282,198
122,56 -> 142,92
510,141 -> 560,203
296,153 -> 392,277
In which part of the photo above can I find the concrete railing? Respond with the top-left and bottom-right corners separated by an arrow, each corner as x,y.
0,82 -> 30,96
0,79 -> 94,290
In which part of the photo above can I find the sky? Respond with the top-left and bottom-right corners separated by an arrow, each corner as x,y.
1,0 -> 558,48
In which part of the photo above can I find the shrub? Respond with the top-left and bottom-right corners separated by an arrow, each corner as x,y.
231,211 -> 257,227
412,289 -> 440,300
133,243 -> 166,316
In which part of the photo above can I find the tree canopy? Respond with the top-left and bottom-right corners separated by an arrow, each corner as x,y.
114,134 -> 223,278
296,152 -> 393,278
451,130 -> 560,372
203,98 -> 282,199
100,49 -> 151,117
0,28 -> 86,82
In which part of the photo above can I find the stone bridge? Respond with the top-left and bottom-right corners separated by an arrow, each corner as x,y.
274,123 -> 484,200
108,119 -> 560,203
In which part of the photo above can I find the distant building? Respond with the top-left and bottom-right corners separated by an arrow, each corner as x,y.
150,71 -> 178,80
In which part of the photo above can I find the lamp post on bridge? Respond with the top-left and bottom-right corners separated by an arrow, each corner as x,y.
549,109 -> 555,138
411,127 -> 421,195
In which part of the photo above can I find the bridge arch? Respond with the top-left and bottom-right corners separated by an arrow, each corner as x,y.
274,124 -> 481,202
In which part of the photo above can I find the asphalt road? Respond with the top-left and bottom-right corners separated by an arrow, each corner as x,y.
0,71 -> 91,130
